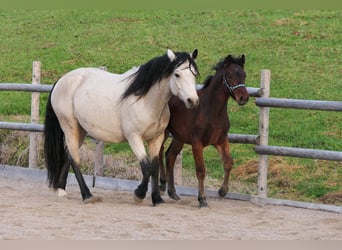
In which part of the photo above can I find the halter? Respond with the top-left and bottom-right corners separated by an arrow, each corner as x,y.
177,60 -> 199,77
223,73 -> 245,97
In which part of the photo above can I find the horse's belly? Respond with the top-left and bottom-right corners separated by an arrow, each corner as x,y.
74,95 -> 126,143
81,119 -> 126,143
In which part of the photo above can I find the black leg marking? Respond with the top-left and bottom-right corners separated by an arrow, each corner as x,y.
69,158 -> 93,201
134,158 -> 151,200
57,159 -> 70,190
150,157 -> 164,205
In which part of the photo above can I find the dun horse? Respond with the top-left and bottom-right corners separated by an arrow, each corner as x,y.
159,54 -> 249,207
44,49 -> 199,205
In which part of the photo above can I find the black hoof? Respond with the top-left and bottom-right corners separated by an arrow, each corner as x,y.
152,190 -> 164,206
134,186 -> 147,200
198,197 -> 208,208
82,192 -> 93,201
168,190 -> 180,201
152,195 -> 165,206
218,187 -> 227,197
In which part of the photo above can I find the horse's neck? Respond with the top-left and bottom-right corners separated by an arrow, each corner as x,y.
145,78 -> 172,111
202,73 -> 230,105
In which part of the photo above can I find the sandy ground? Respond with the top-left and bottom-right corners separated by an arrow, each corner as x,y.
1,175 -> 342,240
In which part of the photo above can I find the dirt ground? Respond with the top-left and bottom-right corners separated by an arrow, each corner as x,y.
1,175 -> 342,240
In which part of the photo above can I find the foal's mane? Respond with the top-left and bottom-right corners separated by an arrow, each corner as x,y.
202,55 -> 245,89
122,52 -> 198,100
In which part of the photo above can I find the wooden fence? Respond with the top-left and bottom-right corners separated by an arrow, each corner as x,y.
1,61 -> 342,199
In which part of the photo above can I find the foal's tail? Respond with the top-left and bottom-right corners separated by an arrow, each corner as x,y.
44,85 -> 68,189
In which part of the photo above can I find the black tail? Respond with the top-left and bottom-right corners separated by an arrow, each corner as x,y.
44,85 -> 68,189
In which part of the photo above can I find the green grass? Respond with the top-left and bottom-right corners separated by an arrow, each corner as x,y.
0,10 -> 341,203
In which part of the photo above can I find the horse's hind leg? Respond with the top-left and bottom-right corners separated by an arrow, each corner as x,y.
64,128 -> 95,202
56,160 -> 70,197
215,139 -> 233,197
165,139 -> 184,201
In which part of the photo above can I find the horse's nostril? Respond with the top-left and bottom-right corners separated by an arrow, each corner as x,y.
239,96 -> 249,105
187,98 -> 199,108
187,98 -> 193,106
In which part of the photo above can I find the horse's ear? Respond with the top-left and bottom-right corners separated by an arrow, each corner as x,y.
241,54 -> 245,64
191,49 -> 198,60
167,48 -> 176,62
224,54 -> 232,64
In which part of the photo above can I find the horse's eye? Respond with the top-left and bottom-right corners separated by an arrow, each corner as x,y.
175,73 -> 180,78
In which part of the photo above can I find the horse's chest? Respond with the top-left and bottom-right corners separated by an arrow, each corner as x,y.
132,104 -> 170,140
196,120 -> 229,145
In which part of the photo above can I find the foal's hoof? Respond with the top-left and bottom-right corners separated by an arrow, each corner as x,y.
168,190 -> 180,201
218,187 -> 228,197
84,195 -> 103,204
198,197 -> 209,208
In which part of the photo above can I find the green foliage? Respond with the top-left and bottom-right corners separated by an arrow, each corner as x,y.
0,10 -> 341,202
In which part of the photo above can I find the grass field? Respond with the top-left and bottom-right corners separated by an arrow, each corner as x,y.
0,10 -> 341,203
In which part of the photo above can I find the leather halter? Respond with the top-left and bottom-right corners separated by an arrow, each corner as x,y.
223,73 -> 245,97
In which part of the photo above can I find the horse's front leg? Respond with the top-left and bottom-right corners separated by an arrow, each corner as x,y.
215,139 -> 233,197
192,143 -> 208,207
148,133 -> 166,205
127,134 -> 163,205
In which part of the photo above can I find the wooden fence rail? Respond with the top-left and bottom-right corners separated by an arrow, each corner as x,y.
1,62 -> 342,202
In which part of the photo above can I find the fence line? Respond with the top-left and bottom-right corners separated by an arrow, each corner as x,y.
1,61 -> 342,204
256,97 -> 342,111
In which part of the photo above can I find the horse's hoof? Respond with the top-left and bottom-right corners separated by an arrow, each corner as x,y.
198,197 -> 209,208
134,187 -> 147,200
84,195 -> 103,204
218,187 -> 227,197
134,194 -> 144,204
56,188 -> 68,197
152,196 -> 165,206
168,190 -> 180,201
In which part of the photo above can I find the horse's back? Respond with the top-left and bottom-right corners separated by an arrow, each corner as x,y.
51,67 -> 132,143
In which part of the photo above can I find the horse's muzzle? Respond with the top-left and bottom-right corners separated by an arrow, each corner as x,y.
237,95 -> 249,106
187,97 -> 200,109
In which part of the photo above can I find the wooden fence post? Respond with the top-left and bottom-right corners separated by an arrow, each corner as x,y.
29,61 -> 41,169
257,69 -> 271,197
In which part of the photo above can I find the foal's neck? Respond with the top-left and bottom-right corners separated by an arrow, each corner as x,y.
204,71 -> 231,104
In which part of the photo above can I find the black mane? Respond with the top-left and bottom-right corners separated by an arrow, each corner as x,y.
122,51 -> 198,99
202,55 -> 245,89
